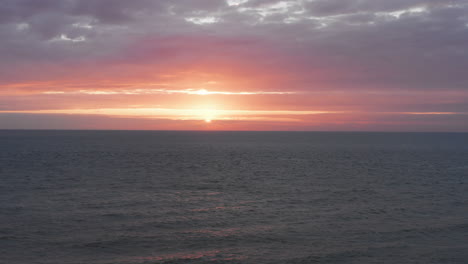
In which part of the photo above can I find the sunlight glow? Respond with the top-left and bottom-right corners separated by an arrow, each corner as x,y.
0,108 -> 341,122
40,89 -> 298,95
194,89 -> 210,95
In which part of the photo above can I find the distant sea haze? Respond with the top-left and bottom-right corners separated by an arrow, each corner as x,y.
1,130 -> 467,264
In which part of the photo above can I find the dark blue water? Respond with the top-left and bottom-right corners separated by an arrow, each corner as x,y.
1,131 -> 467,264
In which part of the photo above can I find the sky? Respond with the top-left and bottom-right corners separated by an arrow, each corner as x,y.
1,0 -> 468,131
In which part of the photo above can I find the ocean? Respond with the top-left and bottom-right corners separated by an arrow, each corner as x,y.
0,130 -> 467,264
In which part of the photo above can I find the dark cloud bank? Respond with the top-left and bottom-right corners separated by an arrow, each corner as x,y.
0,0 -> 467,89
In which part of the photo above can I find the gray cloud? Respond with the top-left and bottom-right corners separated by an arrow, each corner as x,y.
0,0 -> 467,92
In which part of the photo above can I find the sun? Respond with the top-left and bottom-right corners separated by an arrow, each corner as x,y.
197,107 -> 218,123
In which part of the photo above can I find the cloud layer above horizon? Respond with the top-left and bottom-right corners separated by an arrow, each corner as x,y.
1,0 -> 468,131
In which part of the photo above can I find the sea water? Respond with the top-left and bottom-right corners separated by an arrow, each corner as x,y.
0,130 -> 467,264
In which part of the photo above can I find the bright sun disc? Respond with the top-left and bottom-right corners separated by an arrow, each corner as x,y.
205,119 -> 212,123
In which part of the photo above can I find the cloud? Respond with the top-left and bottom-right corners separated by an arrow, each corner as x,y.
1,0 -> 466,89
1,111 -> 467,131
0,0 -> 468,130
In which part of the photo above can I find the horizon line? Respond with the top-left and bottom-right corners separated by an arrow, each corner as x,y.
1,129 -> 467,133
